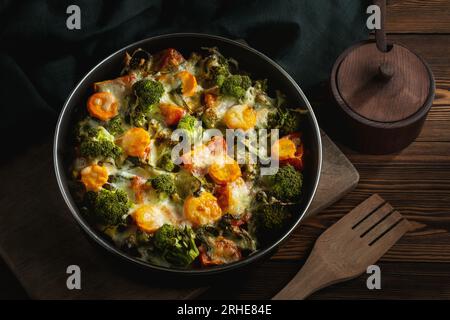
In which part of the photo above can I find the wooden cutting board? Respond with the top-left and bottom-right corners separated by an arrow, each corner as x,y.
0,131 -> 358,299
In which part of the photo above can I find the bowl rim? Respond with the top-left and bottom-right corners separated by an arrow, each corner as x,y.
53,32 -> 322,275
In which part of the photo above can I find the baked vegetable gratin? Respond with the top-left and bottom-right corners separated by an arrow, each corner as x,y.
72,47 -> 306,268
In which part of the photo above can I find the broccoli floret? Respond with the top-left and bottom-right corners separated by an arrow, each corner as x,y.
130,103 -> 154,128
157,152 -> 175,172
177,114 -> 197,131
268,108 -> 302,136
150,174 -> 176,195
105,116 -> 124,136
211,64 -> 229,87
177,114 -> 202,143
268,165 -> 303,202
76,121 -> 99,141
79,127 -> 122,160
201,107 -> 220,129
254,203 -> 292,243
85,188 -> 131,225
132,79 -> 164,106
153,224 -> 199,267
221,75 -> 252,99
254,79 -> 268,92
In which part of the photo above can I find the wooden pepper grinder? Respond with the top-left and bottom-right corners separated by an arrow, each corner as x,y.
330,0 -> 435,154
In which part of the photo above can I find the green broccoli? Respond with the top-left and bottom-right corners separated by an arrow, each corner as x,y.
221,74 -> 252,99
254,79 -> 268,92
201,107 -> 220,129
130,103 -> 154,128
132,79 -> 164,106
177,114 -> 202,143
76,120 -> 99,141
157,152 -> 176,172
268,165 -> 303,202
150,174 -> 176,195
153,224 -> 199,267
201,49 -> 231,87
105,116 -> 124,136
85,188 -> 131,225
210,63 -> 229,87
268,108 -> 302,136
79,127 -> 122,160
254,203 -> 292,243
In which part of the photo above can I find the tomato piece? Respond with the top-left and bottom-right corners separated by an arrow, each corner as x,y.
87,92 -> 118,121
224,104 -> 257,130
208,156 -> 241,185
184,192 -> 223,226
176,71 -> 197,97
130,176 -> 149,203
120,128 -> 151,158
159,103 -> 186,126
155,48 -> 185,72
273,132 -> 304,170
271,137 -> 297,161
204,93 -> 217,108
80,164 -> 108,192
199,237 -> 241,266
206,136 -> 227,157
215,177 -> 250,215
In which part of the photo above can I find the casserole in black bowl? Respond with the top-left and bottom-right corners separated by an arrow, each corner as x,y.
54,33 -> 322,275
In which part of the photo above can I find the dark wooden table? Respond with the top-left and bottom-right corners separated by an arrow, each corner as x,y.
1,0 -> 450,299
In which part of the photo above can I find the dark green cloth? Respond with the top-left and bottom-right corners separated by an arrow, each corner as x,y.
0,0 -> 369,139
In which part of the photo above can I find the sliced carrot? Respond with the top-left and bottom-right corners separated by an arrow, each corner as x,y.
87,92 -> 118,121
80,164 -> 108,192
223,104 -> 257,131
208,156 -> 241,185
184,192 -> 223,226
156,48 -> 185,72
133,204 -> 166,233
176,71 -> 197,97
271,137 -> 297,161
159,103 -> 186,126
120,127 -> 150,158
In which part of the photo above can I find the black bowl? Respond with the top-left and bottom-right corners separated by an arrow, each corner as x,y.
54,33 -> 322,275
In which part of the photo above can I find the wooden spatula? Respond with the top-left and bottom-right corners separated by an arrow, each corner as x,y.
273,194 -> 411,300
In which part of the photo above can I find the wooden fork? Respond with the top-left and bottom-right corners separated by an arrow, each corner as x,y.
272,194 -> 411,300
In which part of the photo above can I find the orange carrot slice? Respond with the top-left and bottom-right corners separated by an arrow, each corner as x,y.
224,104 -> 257,130
120,128 -> 150,157
87,92 -> 118,121
80,164 -> 108,192
177,71 -> 197,97
184,192 -> 223,226
208,156 -> 242,185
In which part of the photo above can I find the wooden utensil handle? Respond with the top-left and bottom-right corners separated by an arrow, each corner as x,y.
374,0 -> 388,52
272,249 -> 337,300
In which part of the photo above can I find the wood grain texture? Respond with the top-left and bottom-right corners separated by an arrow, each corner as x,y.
202,16 -> 450,299
3,1 -> 450,300
0,142 -> 205,300
386,0 -> 450,34
0,133 -> 357,299
273,195 -> 411,300
330,38 -> 435,154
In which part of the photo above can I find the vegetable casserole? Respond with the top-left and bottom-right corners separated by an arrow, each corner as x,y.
72,47 -> 306,268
